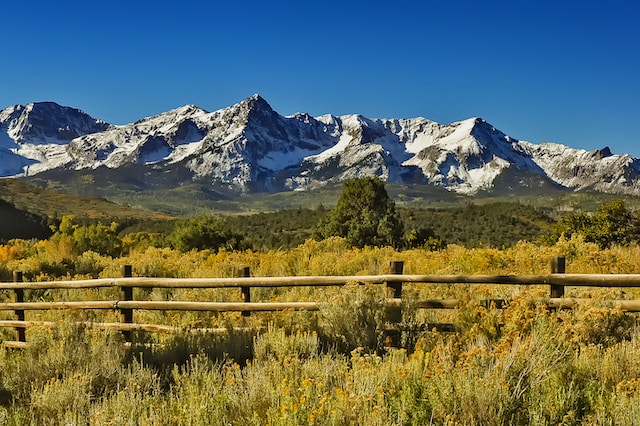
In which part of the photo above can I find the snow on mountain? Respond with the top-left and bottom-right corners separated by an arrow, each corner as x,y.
0,102 -> 112,176
0,102 -> 110,145
63,104 -> 210,170
1,95 -> 638,197
521,142 -> 640,193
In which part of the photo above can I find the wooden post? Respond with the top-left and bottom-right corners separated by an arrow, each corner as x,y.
385,261 -> 404,347
120,265 -> 133,343
388,261 -> 404,298
239,267 -> 251,317
13,271 -> 26,343
550,256 -> 565,298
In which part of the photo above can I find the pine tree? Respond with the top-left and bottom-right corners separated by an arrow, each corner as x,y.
316,177 -> 404,248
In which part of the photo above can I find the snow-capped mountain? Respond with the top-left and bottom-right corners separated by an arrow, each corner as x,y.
1,95 -> 639,196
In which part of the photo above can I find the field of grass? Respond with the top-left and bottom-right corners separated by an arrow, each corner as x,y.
1,236 -> 640,424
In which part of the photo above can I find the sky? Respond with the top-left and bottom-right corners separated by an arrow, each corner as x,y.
3,0 -> 639,155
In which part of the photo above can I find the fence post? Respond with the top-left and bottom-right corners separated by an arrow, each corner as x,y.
385,261 -> 404,347
550,256 -> 565,298
120,265 -> 133,343
239,267 -> 251,317
13,271 -> 26,343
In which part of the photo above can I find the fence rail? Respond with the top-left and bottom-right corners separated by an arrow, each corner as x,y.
5,273 -> 640,290
2,257 -> 640,348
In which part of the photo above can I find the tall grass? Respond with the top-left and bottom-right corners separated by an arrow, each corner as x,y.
2,236 -> 640,423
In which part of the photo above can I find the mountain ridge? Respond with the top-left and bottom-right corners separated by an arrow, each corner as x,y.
2,94 -> 639,198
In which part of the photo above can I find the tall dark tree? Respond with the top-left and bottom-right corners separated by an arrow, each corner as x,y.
316,177 -> 404,248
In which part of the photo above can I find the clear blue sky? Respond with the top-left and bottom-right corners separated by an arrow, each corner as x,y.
3,0 -> 639,155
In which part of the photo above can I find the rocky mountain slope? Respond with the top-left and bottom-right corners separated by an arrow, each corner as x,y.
1,95 -> 639,196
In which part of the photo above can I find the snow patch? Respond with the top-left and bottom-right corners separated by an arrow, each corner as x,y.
305,133 -> 353,163
258,146 -> 319,170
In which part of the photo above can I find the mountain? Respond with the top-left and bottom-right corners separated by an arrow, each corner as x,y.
0,102 -> 112,176
2,95 -> 639,198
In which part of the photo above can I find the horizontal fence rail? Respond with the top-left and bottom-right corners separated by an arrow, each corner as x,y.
6,273 -> 640,290
0,301 -> 321,312
0,320 -> 246,334
2,257 -> 640,348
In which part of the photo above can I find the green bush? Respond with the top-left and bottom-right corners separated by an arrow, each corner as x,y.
544,199 -> 640,249
50,215 -> 123,257
169,216 -> 245,252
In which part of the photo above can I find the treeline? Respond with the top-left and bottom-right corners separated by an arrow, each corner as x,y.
402,202 -> 556,248
5,177 -> 640,256
1,198 -> 640,282
0,200 -> 559,253
27,204 -> 554,258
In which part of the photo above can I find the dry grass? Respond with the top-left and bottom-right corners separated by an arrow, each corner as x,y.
2,236 -> 640,423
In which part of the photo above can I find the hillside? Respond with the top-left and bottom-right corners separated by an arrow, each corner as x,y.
0,179 -> 172,241
0,198 -> 50,241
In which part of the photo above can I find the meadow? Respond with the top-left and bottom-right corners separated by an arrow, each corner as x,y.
1,235 -> 640,424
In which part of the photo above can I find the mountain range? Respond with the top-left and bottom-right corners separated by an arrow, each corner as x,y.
1,94 -> 639,198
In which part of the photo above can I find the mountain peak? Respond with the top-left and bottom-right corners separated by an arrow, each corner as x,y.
25,101 -> 106,123
1,101 -> 110,145
26,100 -> 63,109
464,116 -> 495,130
231,94 -> 280,131
243,94 -> 274,112
2,95 -> 640,198
465,116 -> 515,143
592,146 -> 612,159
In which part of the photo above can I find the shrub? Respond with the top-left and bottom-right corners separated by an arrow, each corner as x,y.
169,216 -> 245,252
544,199 -> 640,249
317,283 -> 387,354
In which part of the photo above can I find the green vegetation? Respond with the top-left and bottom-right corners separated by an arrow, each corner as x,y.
544,199 -> 640,249
315,177 -> 404,248
169,216 -> 246,252
7,177 -> 640,251
402,202 -> 556,248
51,216 -> 123,258
0,177 -> 584,253
223,208 -> 328,251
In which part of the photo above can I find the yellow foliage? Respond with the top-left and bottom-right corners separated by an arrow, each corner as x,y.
4,233 -> 640,424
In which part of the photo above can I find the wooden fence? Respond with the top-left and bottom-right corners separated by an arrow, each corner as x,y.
2,257 -> 640,348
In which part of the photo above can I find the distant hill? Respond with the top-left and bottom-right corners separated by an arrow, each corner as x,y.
0,179 -> 172,241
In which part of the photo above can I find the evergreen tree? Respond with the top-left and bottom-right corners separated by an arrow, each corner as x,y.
315,177 -> 404,248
